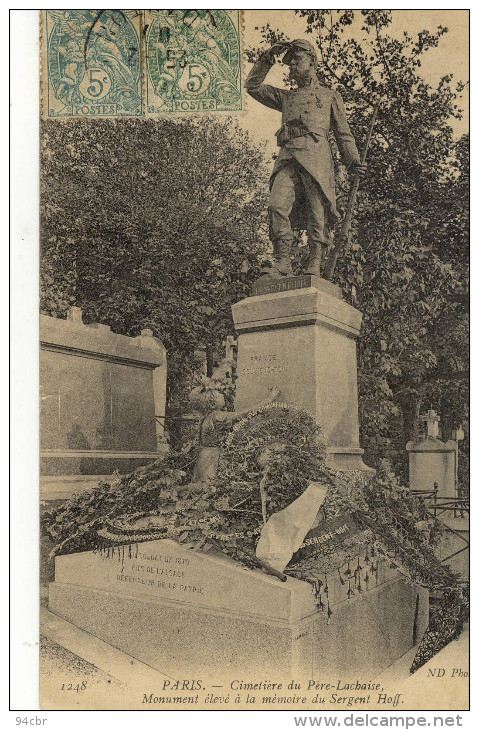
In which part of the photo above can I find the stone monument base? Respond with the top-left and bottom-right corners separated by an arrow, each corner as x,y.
232,276 -> 372,472
49,539 -> 428,680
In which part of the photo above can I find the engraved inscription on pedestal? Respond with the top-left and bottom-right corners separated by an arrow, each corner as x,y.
49,539 -> 428,679
52,539 -> 313,621
237,352 -> 285,378
252,275 -> 342,299
115,548 -> 204,597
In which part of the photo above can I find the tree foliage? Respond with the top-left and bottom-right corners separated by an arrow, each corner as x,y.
41,117 -> 270,432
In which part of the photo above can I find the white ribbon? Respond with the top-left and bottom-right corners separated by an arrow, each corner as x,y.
255,481 -> 329,572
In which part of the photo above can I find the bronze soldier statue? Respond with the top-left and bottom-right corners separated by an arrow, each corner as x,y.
246,39 -> 366,279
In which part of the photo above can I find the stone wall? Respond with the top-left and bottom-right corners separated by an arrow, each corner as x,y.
40,308 -> 168,500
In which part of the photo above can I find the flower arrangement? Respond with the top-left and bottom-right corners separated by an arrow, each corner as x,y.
41,403 -> 467,670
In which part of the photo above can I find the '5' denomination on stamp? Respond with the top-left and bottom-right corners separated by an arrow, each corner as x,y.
42,10 -> 142,118
145,10 -> 242,115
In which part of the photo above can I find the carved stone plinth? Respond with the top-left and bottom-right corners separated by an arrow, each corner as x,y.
232,277 -> 372,471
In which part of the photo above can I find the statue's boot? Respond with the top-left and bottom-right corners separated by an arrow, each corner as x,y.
304,243 -> 328,278
267,238 -> 293,278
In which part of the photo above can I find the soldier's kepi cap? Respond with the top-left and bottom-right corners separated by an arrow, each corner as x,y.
283,39 -> 318,66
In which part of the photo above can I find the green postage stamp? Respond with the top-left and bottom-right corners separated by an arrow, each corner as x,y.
42,10 -> 143,118
144,9 -> 242,114
41,9 -> 242,118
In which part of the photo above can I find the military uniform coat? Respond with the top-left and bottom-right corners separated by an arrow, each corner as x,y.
246,53 -> 361,223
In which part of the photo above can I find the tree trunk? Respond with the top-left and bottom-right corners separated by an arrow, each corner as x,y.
439,394 -> 454,442
206,345 -> 214,378
396,391 -> 422,446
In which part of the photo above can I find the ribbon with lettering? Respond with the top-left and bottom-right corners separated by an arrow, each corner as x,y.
290,515 -> 360,563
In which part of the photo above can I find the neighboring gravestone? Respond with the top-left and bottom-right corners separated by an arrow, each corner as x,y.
406,409 -> 457,498
232,276 -> 372,471
40,308 -> 168,500
49,538 -> 428,680
407,411 -> 468,576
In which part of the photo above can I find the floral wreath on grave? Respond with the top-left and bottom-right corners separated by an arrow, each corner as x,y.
43,403 -> 456,590
43,402 -> 468,676
42,401 -> 468,669
142,402 -> 346,567
85,404 -> 449,594
216,401 -> 331,522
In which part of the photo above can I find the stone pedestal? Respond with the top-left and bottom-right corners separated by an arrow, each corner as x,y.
406,436 -> 457,498
232,277 -> 371,471
49,539 -> 428,680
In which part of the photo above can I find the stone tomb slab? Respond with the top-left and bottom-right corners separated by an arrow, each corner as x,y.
52,538 -> 313,622
49,539 -> 428,680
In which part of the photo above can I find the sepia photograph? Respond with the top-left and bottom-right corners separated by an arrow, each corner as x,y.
16,8 -> 471,714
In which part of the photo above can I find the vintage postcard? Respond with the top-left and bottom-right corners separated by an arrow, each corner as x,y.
35,9 -> 469,713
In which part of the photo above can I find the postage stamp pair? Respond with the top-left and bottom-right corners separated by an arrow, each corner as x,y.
42,9 -> 242,118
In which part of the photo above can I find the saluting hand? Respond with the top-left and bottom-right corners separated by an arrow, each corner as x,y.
266,41 -> 291,60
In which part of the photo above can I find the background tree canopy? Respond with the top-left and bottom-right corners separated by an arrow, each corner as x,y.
41,10 -> 468,486
41,116 -> 270,440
